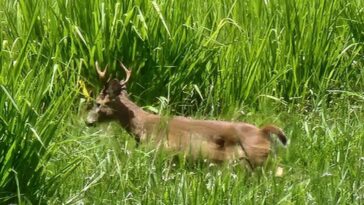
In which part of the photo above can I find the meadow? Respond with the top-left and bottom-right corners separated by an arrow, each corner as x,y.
0,0 -> 363,204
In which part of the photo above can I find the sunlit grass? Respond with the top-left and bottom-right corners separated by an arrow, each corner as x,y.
0,0 -> 363,204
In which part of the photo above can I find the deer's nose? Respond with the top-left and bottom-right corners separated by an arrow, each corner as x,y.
86,111 -> 99,126
85,120 -> 96,127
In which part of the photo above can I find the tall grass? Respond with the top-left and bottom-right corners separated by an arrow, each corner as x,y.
0,0 -> 363,204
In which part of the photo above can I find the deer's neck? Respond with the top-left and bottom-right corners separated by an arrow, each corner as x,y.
116,93 -> 157,140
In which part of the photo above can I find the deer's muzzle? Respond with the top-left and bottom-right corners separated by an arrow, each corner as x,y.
86,109 -> 99,126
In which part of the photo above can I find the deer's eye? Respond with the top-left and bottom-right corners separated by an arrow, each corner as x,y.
96,103 -> 101,108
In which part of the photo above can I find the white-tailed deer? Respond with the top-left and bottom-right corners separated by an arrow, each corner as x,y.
86,62 -> 287,169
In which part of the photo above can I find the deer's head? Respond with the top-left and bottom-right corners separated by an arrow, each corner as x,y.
86,62 -> 131,126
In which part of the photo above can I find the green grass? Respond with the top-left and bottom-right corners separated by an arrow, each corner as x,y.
0,0 -> 363,204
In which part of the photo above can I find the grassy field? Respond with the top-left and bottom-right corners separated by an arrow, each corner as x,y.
1,0 -> 363,204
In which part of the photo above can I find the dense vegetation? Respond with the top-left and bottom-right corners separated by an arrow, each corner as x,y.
0,0 -> 363,204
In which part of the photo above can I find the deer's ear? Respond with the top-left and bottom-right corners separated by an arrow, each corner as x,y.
106,79 -> 122,97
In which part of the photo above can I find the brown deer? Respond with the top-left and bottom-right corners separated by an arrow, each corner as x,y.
86,62 -> 287,169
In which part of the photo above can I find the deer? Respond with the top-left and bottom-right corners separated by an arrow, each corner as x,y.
86,61 -> 287,170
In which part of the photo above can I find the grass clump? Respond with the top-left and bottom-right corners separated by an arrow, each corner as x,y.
0,0 -> 363,204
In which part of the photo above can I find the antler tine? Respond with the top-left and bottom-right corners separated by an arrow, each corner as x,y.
119,62 -> 131,85
95,61 -> 108,80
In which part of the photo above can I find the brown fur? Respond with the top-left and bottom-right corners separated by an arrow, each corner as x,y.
86,65 -> 287,169
87,84 -> 287,169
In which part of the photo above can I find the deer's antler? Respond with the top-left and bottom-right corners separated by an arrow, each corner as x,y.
95,61 -> 108,80
119,62 -> 131,86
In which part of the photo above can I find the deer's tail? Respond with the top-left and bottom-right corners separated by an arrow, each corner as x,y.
261,124 -> 287,145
